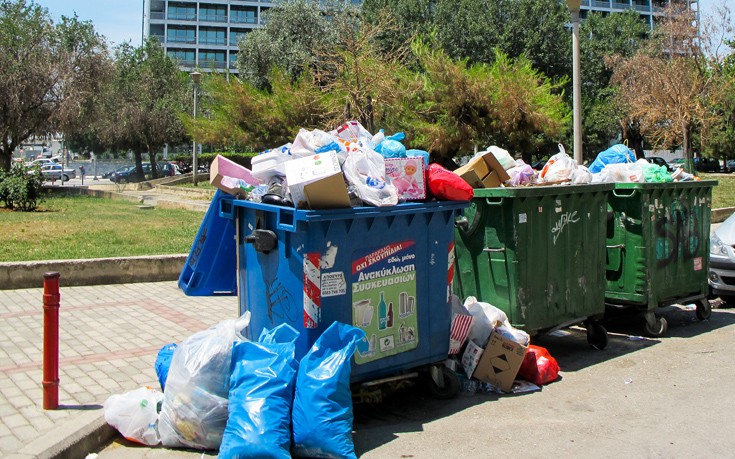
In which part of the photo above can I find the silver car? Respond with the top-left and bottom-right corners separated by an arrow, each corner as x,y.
39,163 -> 76,182
709,213 -> 735,303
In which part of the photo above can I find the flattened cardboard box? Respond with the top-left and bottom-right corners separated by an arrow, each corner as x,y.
472,330 -> 528,392
209,154 -> 260,196
284,152 -> 351,209
454,152 -> 511,189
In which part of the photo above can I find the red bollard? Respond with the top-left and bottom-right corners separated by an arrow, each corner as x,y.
42,272 -> 60,410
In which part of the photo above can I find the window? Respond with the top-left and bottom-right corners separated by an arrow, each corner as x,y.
167,27 -> 195,44
199,28 -> 226,45
167,49 -> 195,67
199,5 -> 227,22
199,50 -> 226,68
231,8 -> 257,24
230,29 -> 248,46
167,4 -> 195,20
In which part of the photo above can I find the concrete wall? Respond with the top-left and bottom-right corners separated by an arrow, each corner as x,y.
0,255 -> 187,290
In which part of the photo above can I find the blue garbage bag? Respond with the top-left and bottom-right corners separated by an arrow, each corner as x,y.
292,322 -> 366,459
218,324 -> 300,459
374,132 -> 407,158
154,343 -> 177,392
589,144 -> 635,173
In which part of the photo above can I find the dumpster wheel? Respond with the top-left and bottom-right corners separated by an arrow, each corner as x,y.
427,365 -> 460,400
644,314 -> 668,338
585,321 -> 608,350
696,298 -> 712,321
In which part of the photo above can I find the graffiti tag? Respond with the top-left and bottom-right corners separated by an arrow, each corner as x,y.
552,211 -> 579,245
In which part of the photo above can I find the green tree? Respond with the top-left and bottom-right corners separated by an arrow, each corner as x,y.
361,0 -> 436,57
0,0 -> 109,171
580,10 -> 649,156
406,40 -> 567,165
236,0 -> 341,90
94,38 -> 189,180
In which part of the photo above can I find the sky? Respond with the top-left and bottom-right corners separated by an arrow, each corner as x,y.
38,0 -> 735,50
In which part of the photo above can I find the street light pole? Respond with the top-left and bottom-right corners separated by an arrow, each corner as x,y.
190,71 -> 201,186
567,0 -> 583,165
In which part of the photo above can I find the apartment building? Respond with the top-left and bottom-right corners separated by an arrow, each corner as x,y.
143,0 -> 697,73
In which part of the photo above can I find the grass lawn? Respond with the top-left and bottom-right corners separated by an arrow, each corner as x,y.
175,181 -> 215,189
0,194 -> 203,262
699,173 -> 735,209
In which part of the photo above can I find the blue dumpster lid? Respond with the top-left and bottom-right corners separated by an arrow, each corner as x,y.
231,199 -> 470,223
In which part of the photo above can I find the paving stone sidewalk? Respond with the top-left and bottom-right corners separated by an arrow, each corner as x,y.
0,281 -> 236,458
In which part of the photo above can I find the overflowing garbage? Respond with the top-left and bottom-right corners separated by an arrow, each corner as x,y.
103,294 -> 561,454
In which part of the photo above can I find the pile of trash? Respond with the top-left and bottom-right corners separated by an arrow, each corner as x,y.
211,120 -> 475,209
446,296 -> 560,395
104,317 -> 366,458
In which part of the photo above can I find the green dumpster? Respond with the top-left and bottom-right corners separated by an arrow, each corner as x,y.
454,183 -> 614,349
605,180 -> 717,336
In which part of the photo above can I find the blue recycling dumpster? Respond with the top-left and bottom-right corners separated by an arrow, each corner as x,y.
223,198 -> 468,386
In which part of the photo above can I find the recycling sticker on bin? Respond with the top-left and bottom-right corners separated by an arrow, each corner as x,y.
351,241 -> 418,364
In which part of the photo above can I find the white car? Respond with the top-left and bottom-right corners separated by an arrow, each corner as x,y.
38,163 -> 76,182
709,213 -> 735,303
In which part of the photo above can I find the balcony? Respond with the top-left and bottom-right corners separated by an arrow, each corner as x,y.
199,38 -> 226,45
612,1 -> 631,9
200,14 -> 228,22
149,12 -> 165,20
633,2 -> 650,11
230,16 -> 258,24
591,0 -> 610,7
168,37 -> 196,44
168,13 -> 196,21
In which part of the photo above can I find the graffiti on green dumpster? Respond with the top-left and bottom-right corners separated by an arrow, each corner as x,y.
655,199 -> 702,268
352,241 -> 418,364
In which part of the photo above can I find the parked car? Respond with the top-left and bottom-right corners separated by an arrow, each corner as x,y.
694,157 -> 722,173
726,160 -> 735,173
25,157 -> 58,168
102,165 -> 133,179
644,156 -> 674,172
36,163 -> 76,182
109,163 -> 176,183
710,212 -> 735,304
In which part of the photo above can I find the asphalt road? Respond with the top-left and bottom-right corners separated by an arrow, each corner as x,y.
94,301 -> 735,458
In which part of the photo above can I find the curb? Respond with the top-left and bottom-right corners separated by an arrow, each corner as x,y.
711,206 -> 735,223
0,254 -> 187,290
11,411 -> 115,459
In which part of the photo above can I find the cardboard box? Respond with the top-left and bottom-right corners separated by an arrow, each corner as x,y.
209,155 -> 260,196
284,152 -> 351,209
454,152 -> 511,189
472,330 -> 528,392
384,156 -> 426,200
461,340 -> 484,378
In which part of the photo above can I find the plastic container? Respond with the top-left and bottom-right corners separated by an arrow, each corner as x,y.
225,198 -> 468,385
453,183 -> 614,349
605,181 -> 717,336
178,190 -> 237,296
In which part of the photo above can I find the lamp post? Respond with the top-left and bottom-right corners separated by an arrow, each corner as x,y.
567,0 -> 583,165
190,71 -> 201,186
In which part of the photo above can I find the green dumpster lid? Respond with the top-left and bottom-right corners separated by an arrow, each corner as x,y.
613,180 -> 718,190
471,182 -> 614,198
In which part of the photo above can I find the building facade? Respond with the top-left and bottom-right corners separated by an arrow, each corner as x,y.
143,0 -> 697,73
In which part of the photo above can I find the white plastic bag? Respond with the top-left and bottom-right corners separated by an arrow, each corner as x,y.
330,120 -> 374,144
290,129 -> 341,158
569,165 -> 592,184
485,146 -> 515,170
540,145 -> 577,183
342,144 -> 398,207
463,296 -> 510,347
494,324 -> 530,346
598,161 -> 645,183
104,387 -> 164,446
158,313 -> 250,450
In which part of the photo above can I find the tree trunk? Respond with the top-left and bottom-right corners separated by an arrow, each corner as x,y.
149,149 -> 159,180
682,120 -> 694,173
134,150 -> 145,182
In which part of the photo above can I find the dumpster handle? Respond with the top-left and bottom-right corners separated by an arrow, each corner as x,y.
612,188 -> 638,198
483,247 -> 506,253
245,229 -> 277,254
485,197 -> 504,206
606,243 -> 625,249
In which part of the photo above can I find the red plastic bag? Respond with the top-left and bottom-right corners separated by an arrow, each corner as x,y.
426,164 -> 474,201
517,345 -> 560,385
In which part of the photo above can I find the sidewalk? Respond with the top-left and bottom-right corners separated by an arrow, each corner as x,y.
0,282 -> 235,459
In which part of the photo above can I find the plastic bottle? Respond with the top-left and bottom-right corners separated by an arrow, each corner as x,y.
387,302 -> 394,328
378,292 -> 387,330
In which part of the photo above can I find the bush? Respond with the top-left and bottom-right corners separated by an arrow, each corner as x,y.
0,163 -> 46,211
